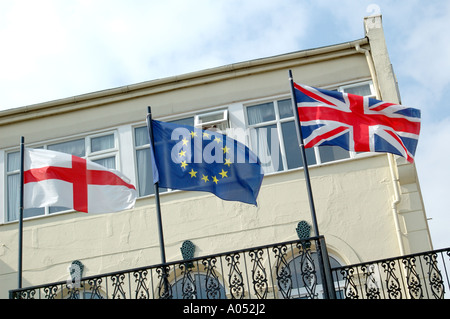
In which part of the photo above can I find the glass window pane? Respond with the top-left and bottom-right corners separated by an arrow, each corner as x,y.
7,152 -> 20,172
169,117 -> 195,127
24,207 -> 45,218
281,121 -> 316,169
48,139 -> 85,157
92,156 -> 116,169
91,134 -> 114,153
343,84 -> 371,96
135,126 -> 149,147
318,146 -> 350,163
7,174 -> 19,221
7,174 -> 44,221
136,148 -> 166,196
249,124 -> 283,173
278,99 -> 294,119
197,112 -> 224,124
49,206 -> 70,214
247,102 -> 276,125
136,148 -> 154,196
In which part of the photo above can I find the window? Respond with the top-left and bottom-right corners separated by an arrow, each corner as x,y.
194,109 -> 229,132
284,253 -> 345,299
246,98 -> 317,174
340,82 -> 374,97
171,273 -> 227,299
246,82 -> 375,173
134,126 -> 157,197
6,132 -> 118,222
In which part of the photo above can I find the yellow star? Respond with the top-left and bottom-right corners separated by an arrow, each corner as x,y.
222,145 -> 230,154
224,158 -> 232,167
180,161 -> 188,169
178,150 -> 186,157
214,137 -> 221,144
212,176 -> 219,184
201,174 -> 209,183
182,137 -> 189,146
203,132 -> 210,139
190,131 -> 197,138
188,169 -> 197,178
219,169 -> 228,178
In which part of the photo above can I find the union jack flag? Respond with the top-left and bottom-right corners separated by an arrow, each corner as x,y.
293,83 -> 421,163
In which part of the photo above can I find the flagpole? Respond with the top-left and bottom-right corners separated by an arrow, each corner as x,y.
288,71 -> 320,237
146,107 -> 167,265
146,107 -> 172,298
288,70 -> 336,299
18,136 -> 25,289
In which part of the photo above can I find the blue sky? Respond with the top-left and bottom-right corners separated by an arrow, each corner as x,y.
1,0 -> 449,250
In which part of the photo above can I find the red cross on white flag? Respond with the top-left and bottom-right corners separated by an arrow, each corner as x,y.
24,148 -> 137,214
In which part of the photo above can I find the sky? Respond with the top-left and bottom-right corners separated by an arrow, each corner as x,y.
1,0 -> 449,250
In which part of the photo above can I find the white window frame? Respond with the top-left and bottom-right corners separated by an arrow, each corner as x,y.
244,81 -> 377,174
245,95 -> 321,173
337,80 -> 376,98
194,109 -> 228,131
244,96 -> 299,173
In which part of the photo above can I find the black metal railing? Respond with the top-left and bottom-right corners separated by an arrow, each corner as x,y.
332,247 -> 450,299
9,236 -> 333,299
9,239 -> 450,299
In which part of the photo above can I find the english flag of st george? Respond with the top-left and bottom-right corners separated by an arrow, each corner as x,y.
23,148 -> 137,214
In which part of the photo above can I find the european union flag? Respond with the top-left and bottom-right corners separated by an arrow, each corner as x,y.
149,120 -> 264,205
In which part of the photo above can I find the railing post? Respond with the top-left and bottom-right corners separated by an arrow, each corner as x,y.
317,237 -> 336,299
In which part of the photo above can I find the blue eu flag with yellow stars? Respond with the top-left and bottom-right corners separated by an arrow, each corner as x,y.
149,120 -> 264,205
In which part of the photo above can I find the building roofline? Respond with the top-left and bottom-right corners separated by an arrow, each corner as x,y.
0,37 -> 368,125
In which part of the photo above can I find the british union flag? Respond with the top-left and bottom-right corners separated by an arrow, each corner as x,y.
293,83 -> 421,163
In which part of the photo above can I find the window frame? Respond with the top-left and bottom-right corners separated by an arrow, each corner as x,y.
244,96 -> 304,173
244,96 -> 323,174
337,80 -> 376,98
244,80 -> 377,174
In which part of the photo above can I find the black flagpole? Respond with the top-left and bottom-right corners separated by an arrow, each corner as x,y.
146,107 -> 170,298
18,136 -> 25,289
288,70 -> 336,299
146,107 -> 167,265
288,71 -> 320,237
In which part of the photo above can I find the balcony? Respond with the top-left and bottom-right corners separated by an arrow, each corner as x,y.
9,235 -> 450,299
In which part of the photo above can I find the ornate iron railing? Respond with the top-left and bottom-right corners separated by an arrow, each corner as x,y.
331,247 -> 450,299
9,236 -> 334,299
9,239 -> 450,299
